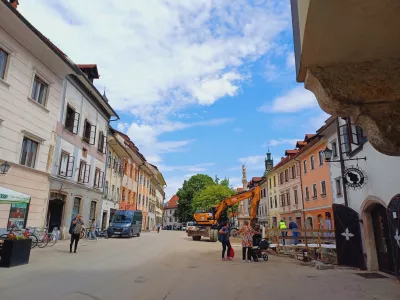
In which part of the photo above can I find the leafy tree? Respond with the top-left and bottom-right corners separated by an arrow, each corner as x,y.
176,174 -> 214,222
192,184 -> 236,212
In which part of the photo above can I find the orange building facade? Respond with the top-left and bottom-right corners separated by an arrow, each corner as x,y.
296,133 -> 334,230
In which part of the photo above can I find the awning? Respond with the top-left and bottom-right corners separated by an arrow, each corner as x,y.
0,187 -> 31,204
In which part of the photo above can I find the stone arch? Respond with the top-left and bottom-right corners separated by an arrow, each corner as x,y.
359,195 -> 387,271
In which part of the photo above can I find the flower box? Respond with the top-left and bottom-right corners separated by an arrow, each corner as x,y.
0,239 -> 32,268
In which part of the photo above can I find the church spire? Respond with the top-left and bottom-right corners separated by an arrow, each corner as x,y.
264,149 -> 273,175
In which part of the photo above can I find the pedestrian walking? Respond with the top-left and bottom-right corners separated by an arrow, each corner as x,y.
88,218 -> 97,240
289,220 -> 298,245
69,214 -> 84,253
237,221 -> 258,263
157,223 -> 161,233
279,220 -> 287,246
218,221 -> 233,261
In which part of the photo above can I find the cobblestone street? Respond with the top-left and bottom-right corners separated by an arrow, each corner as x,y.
0,231 -> 399,300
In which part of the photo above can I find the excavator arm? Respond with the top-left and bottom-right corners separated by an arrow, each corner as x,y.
213,186 -> 261,224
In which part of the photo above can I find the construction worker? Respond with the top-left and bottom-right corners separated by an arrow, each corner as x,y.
279,220 -> 287,245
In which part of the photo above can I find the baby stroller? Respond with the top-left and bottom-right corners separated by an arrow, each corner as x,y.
251,234 -> 270,262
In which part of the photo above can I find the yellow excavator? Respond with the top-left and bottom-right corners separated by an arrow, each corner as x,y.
187,186 -> 261,242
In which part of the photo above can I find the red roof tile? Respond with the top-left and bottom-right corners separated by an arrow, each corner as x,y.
285,149 -> 298,155
296,141 -> 307,148
165,195 -> 179,209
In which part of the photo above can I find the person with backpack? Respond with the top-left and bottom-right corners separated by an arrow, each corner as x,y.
69,214 -> 84,253
218,221 -> 233,261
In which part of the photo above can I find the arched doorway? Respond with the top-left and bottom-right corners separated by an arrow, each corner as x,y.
368,203 -> 394,274
47,193 -> 66,234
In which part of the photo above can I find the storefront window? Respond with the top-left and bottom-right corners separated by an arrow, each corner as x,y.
8,203 -> 28,230
89,201 -> 97,220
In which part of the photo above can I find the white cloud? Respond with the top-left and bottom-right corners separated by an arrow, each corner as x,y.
125,118 -> 232,164
304,112 -> 331,132
159,163 -> 215,173
19,0 -> 290,120
237,155 -> 265,171
286,52 -> 295,68
233,128 -> 243,133
259,87 -> 318,113
264,138 -> 300,148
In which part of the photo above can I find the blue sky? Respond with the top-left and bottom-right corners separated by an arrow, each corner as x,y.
20,0 -> 328,199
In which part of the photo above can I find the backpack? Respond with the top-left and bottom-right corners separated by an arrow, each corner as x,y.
73,221 -> 82,235
218,233 -> 224,242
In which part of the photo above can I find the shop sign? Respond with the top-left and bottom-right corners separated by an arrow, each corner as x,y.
343,166 -> 367,190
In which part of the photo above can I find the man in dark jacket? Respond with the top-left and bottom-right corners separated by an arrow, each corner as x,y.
218,221 -> 232,261
289,220 -> 299,245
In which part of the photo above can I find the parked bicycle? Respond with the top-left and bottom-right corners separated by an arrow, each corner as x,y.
29,227 -> 58,248
0,227 -> 38,249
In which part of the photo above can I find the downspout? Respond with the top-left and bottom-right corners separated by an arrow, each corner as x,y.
336,118 -> 349,207
294,158 -> 305,228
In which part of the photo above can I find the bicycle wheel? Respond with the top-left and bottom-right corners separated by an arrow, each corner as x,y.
29,234 -> 39,249
0,233 -> 8,241
47,233 -> 57,246
37,234 -> 48,248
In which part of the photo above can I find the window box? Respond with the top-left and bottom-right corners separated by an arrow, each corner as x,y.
312,196 -> 317,200
0,239 -> 32,268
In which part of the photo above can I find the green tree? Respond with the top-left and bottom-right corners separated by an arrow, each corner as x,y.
176,174 -> 214,222
192,184 -> 236,212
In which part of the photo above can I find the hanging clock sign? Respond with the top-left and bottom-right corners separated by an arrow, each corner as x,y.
343,166 -> 367,190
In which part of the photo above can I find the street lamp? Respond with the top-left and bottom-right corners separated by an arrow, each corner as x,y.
0,161 -> 10,175
323,146 -> 366,163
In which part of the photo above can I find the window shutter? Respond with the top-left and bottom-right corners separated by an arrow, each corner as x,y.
89,124 -> 97,145
84,164 -> 91,183
66,156 -> 75,177
73,112 -> 80,135
102,132 -> 107,154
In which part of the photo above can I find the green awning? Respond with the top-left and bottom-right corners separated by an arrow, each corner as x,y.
0,187 -> 30,204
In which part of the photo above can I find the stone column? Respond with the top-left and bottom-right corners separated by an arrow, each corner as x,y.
304,59 -> 400,156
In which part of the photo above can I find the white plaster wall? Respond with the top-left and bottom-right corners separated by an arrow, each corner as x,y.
163,208 -> 177,226
0,26 -> 65,229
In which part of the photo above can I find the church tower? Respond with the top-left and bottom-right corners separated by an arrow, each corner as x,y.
264,149 -> 274,175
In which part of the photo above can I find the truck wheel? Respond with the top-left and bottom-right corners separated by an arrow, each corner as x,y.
192,236 -> 201,241
210,229 -> 218,242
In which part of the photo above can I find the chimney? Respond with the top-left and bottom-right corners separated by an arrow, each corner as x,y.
10,0 -> 19,9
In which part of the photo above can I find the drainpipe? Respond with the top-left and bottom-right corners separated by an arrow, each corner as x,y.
336,118 -> 349,207
294,158 -> 305,228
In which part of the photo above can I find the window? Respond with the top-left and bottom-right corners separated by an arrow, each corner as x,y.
286,192 -> 290,205
294,189 -> 298,204
83,119 -> 96,145
279,173 -> 284,185
138,194 -> 141,205
78,160 -> 90,183
127,190 -> 131,203
270,197 -> 273,209
89,201 -> 97,220
310,156 -> 315,170
130,165 -> 133,178
284,169 -> 289,182
305,187 -> 309,201
279,195 -> 284,207
97,131 -> 106,153
94,168 -> 104,188
104,181 -> 109,197
72,197 -> 81,219
113,157 -> 118,171
321,181 -> 327,196
303,160 -> 307,173
355,126 -> 368,145
124,160 -> 128,175
269,178 -> 271,189
341,122 -> 350,153
134,168 -> 138,181
144,178 -> 146,186
111,185 -> 115,200
107,151 -> 111,168
335,178 -> 342,196
64,105 -> 80,134
312,184 -> 317,199
147,180 -> 149,188
58,151 -> 74,177
332,141 -> 338,158
140,174 -> 143,184
273,176 -> 276,187
20,137 -> 38,168
274,196 -> 277,208
31,75 -> 48,105
291,165 -> 296,179
0,47 -> 8,80
318,151 -> 324,166
116,187 -> 119,201
263,189 -> 266,198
